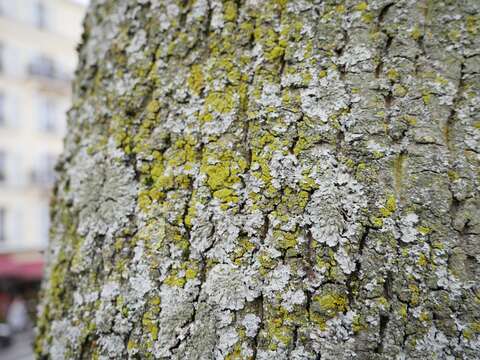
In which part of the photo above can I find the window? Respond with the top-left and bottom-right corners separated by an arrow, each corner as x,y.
31,153 -> 57,187
28,55 -> 55,78
38,98 -> 56,132
43,153 -> 57,185
0,93 -> 4,126
0,151 -> 5,182
0,208 -> 5,242
33,1 -> 46,29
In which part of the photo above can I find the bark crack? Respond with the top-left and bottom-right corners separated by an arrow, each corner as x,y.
346,226 -> 370,304
375,271 -> 393,354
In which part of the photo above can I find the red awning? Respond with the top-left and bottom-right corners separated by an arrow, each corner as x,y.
0,255 -> 44,281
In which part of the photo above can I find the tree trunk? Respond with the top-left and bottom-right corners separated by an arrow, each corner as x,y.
35,0 -> 480,359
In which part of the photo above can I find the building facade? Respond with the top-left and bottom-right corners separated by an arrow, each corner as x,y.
0,0 -> 85,255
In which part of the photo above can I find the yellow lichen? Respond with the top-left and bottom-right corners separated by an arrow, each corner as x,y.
411,26 -> 422,40
418,253 -> 428,267
399,304 -> 408,319
419,311 -> 430,322
205,89 -> 236,114
267,46 -> 285,61
223,1 -> 237,22
352,314 -> 365,333
164,272 -> 186,287
387,68 -> 399,81
314,293 -> 348,318
417,226 -> 432,235
422,91 -> 431,105
379,195 -> 397,217
355,2 -> 368,11
187,65 -> 205,95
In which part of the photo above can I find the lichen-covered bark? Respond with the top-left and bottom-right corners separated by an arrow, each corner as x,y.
35,0 -> 480,359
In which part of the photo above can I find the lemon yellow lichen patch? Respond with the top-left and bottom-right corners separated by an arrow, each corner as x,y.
142,318 -> 159,340
161,261 -> 199,287
267,46 -> 285,61
199,112 -> 214,123
184,202 -> 197,228
167,136 -> 198,168
223,1 -> 237,22
201,148 -> 247,191
422,91 -> 431,105
202,161 -> 229,189
267,317 -> 292,345
417,225 -> 432,236
403,115 -> 417,126
408,284 -> 420,306
273,230 -> 298,250
213,188 -> 239,204
399,304 -> 408,319
352,314 -> 365,333
380,194 -> 397,217
132,118 -> 155,154
205,89 -> 236,114
187,65 -> 205,95
164,270 -> 186,287
410,25 -> 422,40
419,311 -> 430,322
355,2 -> 368,11
314,293 -> 348,318
386,68 -> 399,81
393,84 -> 408,97
185,267 -> 198,281
371,216 -> 384,228
231,237 -> 256,264
466,15 -> 479,34
417,253 -> 428,266
138,192 -> 154,212
146,99 -> 160,114
310,311 -> 327,331
142,298 -> 161,341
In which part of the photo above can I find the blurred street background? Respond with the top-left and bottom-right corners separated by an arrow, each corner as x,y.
0,0 -> 86,357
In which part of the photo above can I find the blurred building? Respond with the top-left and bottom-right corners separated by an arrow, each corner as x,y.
0,0 -> 86,325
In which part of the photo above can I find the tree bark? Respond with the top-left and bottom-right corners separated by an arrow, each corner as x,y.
35,0 -> 480,359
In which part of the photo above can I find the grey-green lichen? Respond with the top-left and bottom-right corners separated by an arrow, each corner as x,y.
36,0 -> 480,359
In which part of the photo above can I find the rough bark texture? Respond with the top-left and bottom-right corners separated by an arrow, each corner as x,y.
35,0 -> 480,359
